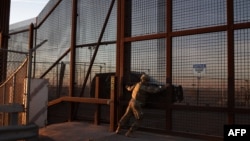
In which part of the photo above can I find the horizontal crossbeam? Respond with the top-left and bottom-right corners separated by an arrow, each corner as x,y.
0,103 -> 24,113
48,96 -> 112,107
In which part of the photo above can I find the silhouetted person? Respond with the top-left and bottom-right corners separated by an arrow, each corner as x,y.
115,74 -> 168,137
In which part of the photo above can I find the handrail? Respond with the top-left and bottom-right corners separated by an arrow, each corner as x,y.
0,58 -> 28,87
0,103 -> 24,113
48,96 -> 112,107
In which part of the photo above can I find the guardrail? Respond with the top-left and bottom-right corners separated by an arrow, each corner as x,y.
48,96 -> 112,107
0,103 -> 24,126
48,76 -> 116,131
0,103 -> 38,141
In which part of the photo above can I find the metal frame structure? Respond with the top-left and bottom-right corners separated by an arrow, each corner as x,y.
115,0 -> 250,140
1,0 -> 250,141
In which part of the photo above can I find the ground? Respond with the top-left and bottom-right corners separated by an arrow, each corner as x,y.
39,122 -> 205,141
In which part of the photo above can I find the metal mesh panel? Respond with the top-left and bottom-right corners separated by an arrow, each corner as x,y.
75,44 -> 116,120
75,45 -> 116,97
37,0 -> 61,24
130,39 -> 166,82
172,32 -> 228,107
34,0 -> 117,122
5,0 -> 250,138
35,0 -> 71,76
127,0 -> 166,37
36,62 -> 70,101
34,0 -> 72,100
129,39 -> 166,130
235,114 -> 250,125
0,30 -> 29,125
172,110 -> 227,136
140,109 -> 166,129
234,0 -> 250,24
77,0 -> 117,44
234,29 -> 250,108
75,0 -> 117,99
5,32 -> 29,77
0,58 -> 28,126
172,0 -> 226,31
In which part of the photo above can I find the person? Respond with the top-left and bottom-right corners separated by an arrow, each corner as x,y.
115,73 -> 168,137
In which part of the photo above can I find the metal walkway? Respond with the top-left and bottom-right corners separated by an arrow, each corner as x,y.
39,122 -> 205,141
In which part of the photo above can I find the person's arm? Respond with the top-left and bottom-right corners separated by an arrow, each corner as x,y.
144,84 -> 168,94
125,84 -> 136,92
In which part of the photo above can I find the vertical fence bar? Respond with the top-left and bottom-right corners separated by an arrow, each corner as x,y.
227,0 -> 235,124
32,20 -> 37,78
12,74 -> 16,103
26,23 -> 34,124
110,76 -> 115,131
69,0 -> 77,121
3,85 -> 6,104
1,84 -> 6,126
94,77 -> 100,125
166,0 -> 173,132
116,0 -> 126,122
0,32 -> 2,47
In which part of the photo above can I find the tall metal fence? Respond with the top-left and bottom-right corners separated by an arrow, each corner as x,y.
0,52 -> 28,126
3,0 -> 250,140
0,21 -> 31,125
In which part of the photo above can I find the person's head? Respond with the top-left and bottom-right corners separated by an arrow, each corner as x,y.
140,74 -> 150,83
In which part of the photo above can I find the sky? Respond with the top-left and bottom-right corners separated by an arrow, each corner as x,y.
10,0 -> 49,24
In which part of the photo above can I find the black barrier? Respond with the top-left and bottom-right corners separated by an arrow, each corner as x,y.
0,124 -> 38,141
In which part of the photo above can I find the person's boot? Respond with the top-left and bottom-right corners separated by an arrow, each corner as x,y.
115,126 -> 121,134
125,129 -> 135,138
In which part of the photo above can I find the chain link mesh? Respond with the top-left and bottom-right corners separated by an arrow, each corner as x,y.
0,58 -> 27,126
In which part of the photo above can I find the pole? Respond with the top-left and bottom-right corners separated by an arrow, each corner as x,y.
26,23 -> 34,124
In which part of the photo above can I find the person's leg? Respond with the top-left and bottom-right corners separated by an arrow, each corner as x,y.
115,101 -> 133,134
177,85 -> 184,102
125,101 -> 143,137
125,118 -> 142,137
172,85 -> 184,103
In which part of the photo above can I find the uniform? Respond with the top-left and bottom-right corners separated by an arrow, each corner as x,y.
115,74 -> 167,137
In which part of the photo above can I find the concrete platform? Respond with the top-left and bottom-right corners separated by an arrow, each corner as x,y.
39,122 -> 206,141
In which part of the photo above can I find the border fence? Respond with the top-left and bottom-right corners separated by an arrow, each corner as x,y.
0,52 -> 28,126
0,0 -> 250,140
